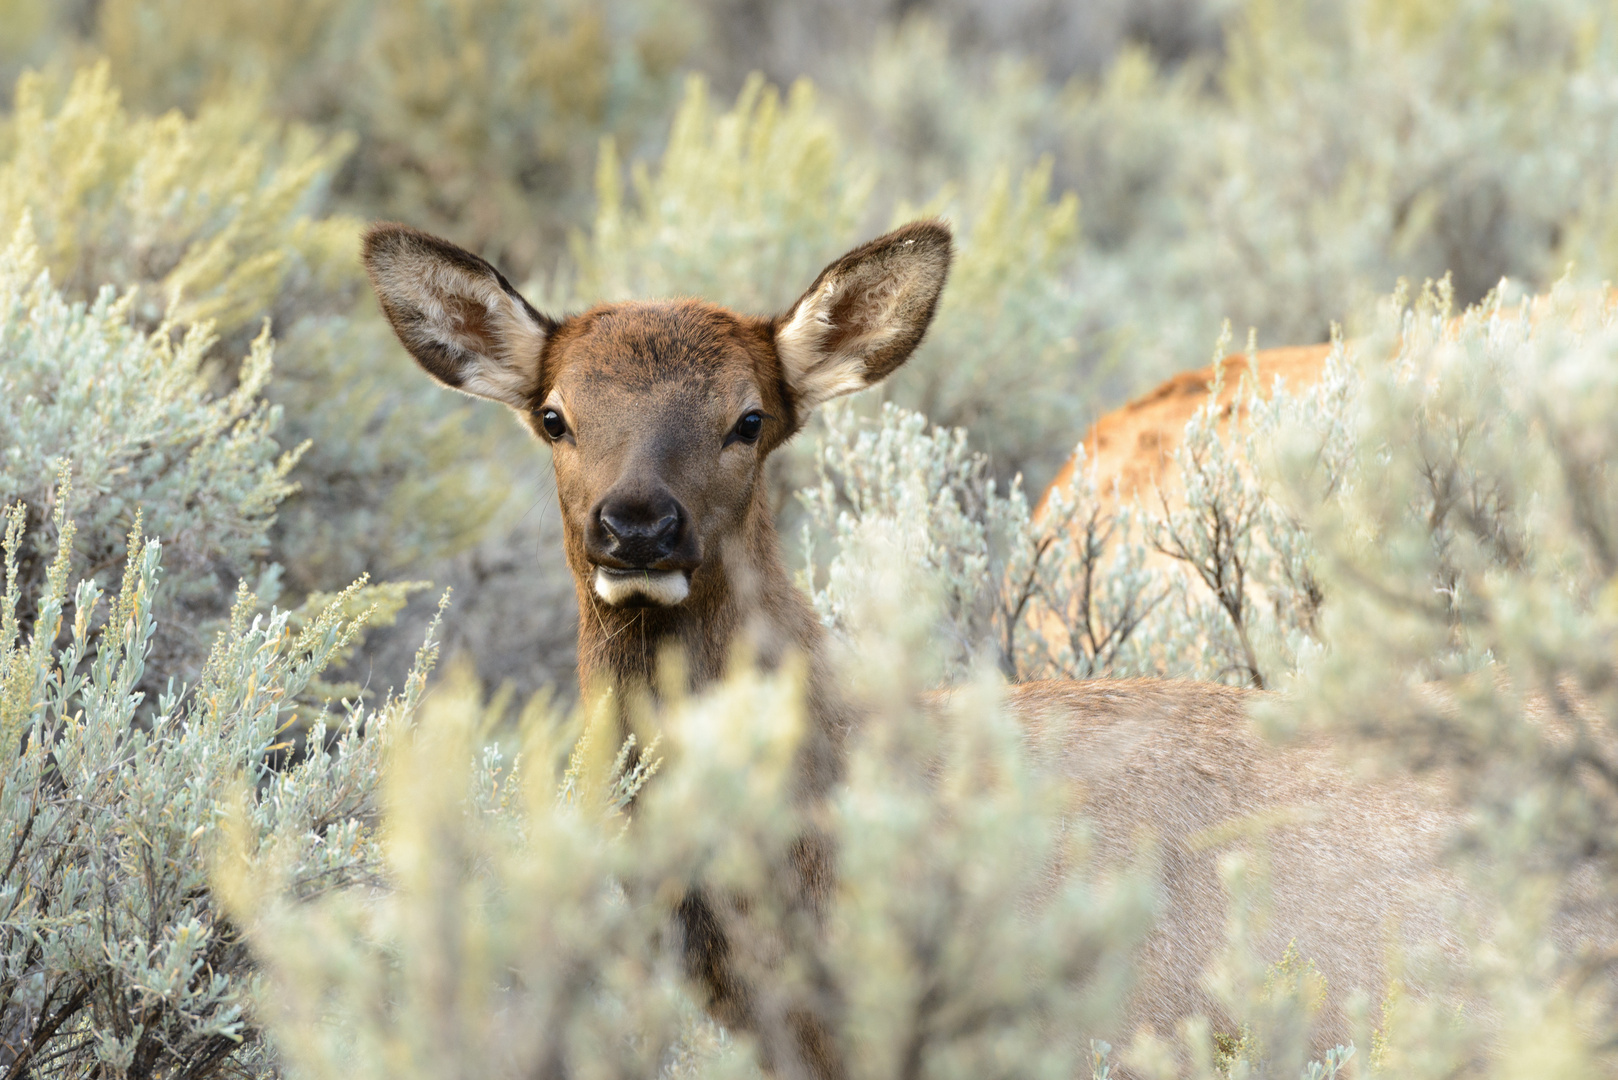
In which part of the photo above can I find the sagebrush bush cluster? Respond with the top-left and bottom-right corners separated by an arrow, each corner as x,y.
800,328 -> 1352,690
0,222 -> 295,675
0,60 -> 543,689
0,498 -> 434,1078
227,582 -> 1155,1080
162,279 -> 1618,1079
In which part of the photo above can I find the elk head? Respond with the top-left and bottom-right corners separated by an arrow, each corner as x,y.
363,220 -> 952,683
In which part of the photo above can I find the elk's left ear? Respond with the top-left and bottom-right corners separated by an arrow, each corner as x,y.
362,223 -> 555,409
774,220 -> 952,414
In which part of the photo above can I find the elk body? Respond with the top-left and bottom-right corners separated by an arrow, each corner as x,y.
363,222 -> 1456,1076
1035,343 -> 1333,519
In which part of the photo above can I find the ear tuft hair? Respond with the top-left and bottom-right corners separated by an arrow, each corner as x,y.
774,220 -> 952,416
362,223 -> 554,408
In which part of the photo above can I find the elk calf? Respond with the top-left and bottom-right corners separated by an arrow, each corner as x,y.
364,221 -> 1455,1075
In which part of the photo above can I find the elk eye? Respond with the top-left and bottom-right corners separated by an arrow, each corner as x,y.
728,411 -> 765,446
539,408 -> 567,441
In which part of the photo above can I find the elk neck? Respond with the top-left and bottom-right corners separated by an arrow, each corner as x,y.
567,483 -> 850,796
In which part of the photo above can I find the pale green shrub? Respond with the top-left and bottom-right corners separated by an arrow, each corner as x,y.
823,17 -> 1212,395
799,334 -> 1354,689
0,63 -> 355,340
573,73 -> 868,313
350,0 -> 691,275
1267,282 -> 1618,1064
228,566 -> 1154,1080
0,500 -> 427,1078
829,17 -> 1070,209
86,0 -> 692,280
0,62 -> 518,686
888,160 -> 1089,481
799,402 -> 1002,669
799,400 -> 1164,682
1135,333 -> 1355,688
0,221 -> 294,671
1058,0 -> 1618,357
1076,283 -> 1618,1075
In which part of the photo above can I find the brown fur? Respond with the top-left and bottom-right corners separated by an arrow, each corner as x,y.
1036,344 -> 1333,519
1033,289 -> 1610,521
1004,680 -> 1460,1046
364,221 -> 1460,1076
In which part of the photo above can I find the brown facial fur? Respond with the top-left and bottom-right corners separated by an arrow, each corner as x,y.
529,301 -> 820,700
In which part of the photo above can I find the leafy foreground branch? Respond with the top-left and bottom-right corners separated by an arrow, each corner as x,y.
223,589 -> 1159,1080
0,500 -> 434,1078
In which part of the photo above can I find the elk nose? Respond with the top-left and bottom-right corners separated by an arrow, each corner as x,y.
592,495 -> 684,565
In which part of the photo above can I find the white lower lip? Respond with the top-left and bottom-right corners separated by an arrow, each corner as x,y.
592,568 -> 691,607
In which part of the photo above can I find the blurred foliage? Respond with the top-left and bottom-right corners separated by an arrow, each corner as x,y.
0,57 -> 515,685
90,0 -> 694,277
5,0 -> 1615,696
1247,281 -> 1618,1076
1083,0 -> 1618,356
891,161 -> 1086,479
838,0 -> 1618,421
1277,282 -> 1618,967
574,73 -> 868,312
0,62 -> 353,341
228,585 -> 1153,1080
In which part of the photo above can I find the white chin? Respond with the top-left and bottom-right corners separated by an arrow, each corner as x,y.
593,568 -> 691,607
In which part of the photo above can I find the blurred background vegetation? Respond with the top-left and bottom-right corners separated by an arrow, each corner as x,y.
2,2 -> 1618,1075
5,0 -> 1613,700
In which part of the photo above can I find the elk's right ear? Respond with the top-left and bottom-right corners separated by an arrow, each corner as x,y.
774,219 -> 952,416
362,223 -> 555,408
